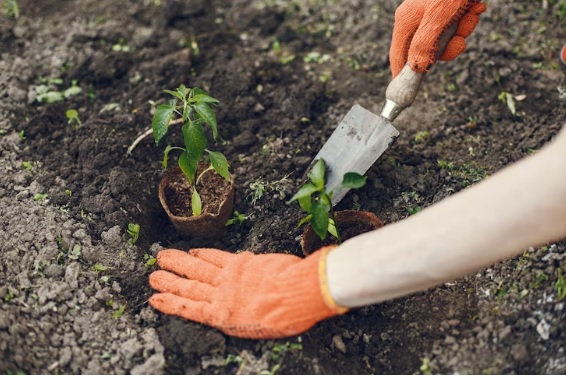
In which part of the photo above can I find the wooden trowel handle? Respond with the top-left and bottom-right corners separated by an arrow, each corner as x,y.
382,22 -> 458,121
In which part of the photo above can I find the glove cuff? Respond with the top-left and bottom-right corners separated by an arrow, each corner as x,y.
317,246 -> 349,315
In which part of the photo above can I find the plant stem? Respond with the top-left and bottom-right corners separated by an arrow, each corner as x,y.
195,165 -> 214,186
324,192 -> 342,244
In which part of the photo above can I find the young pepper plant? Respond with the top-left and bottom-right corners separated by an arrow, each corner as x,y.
152,85 -> 230,216
288,158 -> 367,243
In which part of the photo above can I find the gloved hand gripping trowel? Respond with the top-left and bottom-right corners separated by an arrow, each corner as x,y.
313,24 -> 459,206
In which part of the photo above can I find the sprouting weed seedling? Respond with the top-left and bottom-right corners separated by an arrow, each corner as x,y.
144,253 -> 157,267
555,269 -> 566,301
22,161 -> 33,171
225,210 -> 248,226
66,109 -> 82,128
94,263 -> 109,272
35,79 -> 82,104
3,0 -> 19,19
498,91 -> 516,116
111,304 -> 126,319
288,158 -> 366,243
126,223 -> 140,245
152,84 -> 230,216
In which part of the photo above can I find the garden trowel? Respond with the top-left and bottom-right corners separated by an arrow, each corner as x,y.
314,24 -> 458,206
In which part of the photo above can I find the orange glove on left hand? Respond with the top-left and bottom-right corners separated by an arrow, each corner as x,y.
148,246 -> 347,339
390,0 -> 487,77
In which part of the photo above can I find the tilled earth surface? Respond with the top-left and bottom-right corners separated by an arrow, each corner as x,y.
1,0 -> 566,373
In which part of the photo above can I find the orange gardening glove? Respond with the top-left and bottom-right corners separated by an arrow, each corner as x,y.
148,246 -> 347,339
390,0 -> 487,77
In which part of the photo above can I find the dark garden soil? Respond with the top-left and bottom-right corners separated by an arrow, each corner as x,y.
1,0 -> 566,374
161,166 -> 231,218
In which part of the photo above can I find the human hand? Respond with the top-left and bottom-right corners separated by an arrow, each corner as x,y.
390,0 -> 487,77
148,246 -> 347,339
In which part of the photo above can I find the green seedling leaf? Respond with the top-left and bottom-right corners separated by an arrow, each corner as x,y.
179,151 -> 198,184
191,189 -> 202,216
111,305 -> 126,319
34,193 -> 48,201
63,85 -> 82,98
310,201 -> 329,240
22,161 -> 33,171
163,89 -> 185,101
505,93 -> 516,115
177,84 -> 190,99
298,195 -> 311,212
37,91 -> 64,103
192,87 -> 207,96
94,263 -> 109,272
194,102 -> 218,139
342,172 -> 367,189
152,101 -> 176,145
328,218 -> 338,238
207,150 -> 230,181
308,159 -> 326,189
4,0 -> 19,18
225,211 -> 248,226
296,214 -> 312,229
66,109 -> 82,128
145,256 -> 157,267
192,94 -> 219,104
66,109 -> 79,119
182,121 -> 207,160
127,223 -> 140,245
287,183 -> 318,203
100,102 -> 120,113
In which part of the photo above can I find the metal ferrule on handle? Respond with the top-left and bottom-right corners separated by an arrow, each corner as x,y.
380,22 -> 459,122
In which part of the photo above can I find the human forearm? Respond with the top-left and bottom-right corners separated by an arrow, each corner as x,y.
327,127 -> 566,307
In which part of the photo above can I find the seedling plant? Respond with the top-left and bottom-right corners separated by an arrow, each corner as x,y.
152,85 -> 230,216
288,158 -> 366,243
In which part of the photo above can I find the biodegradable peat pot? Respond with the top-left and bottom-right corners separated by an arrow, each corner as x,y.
158,165 -> 235,239
301,210 -> 383,255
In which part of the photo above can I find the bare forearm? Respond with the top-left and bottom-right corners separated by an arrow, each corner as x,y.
327,127 -> 566,307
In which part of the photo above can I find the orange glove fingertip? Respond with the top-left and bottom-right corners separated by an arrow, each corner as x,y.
438,37 -> 466,61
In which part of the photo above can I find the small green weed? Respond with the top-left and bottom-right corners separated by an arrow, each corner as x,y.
249,175 -> 292,205
3,0 -> 19,18
420,357 -> 431,375
4,291 -> 14,302
111,304 -> 126,319
531,272 -> 549,289
265,342 -> 303,375
66,109 -> 82,129
33,193 -> 48,201
100,102 -> 120,113
226,210 -> 248,226
437,160 -> 487,186
94,263 -> 109,272
35,79 -> 82,104
144,254 -> 157,267
413,130 -> 430,144
555,269 -> 566,301
498,91 -> 517,116
111,39 -> 130,52
126,223 -> 140,245
407,206 -> 422,216
22,161 -> 33,171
